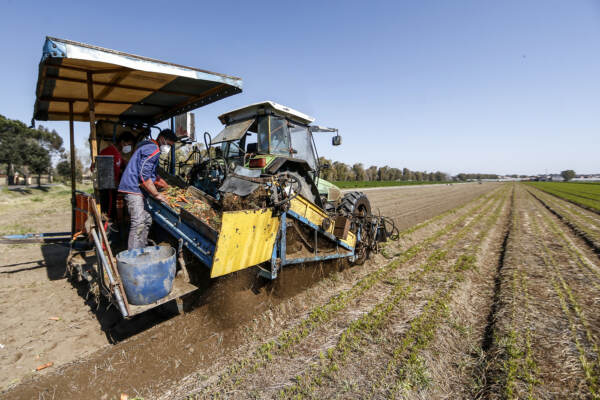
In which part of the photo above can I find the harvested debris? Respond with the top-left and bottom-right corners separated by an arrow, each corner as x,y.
164,187 -> 222,230
221,187 -> 269,212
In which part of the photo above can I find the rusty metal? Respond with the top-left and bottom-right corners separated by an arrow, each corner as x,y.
69,102 -> 76,234
89,198 -> 131,316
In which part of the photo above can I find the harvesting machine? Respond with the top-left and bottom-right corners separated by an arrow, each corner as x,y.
30,37 -> 394,319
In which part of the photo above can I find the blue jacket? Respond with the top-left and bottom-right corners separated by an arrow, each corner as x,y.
118,140 -> 161,195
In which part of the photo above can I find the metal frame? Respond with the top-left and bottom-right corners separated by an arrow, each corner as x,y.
145,197 -> 357,281
145,197 -> 215,267
263,210 -> 357,280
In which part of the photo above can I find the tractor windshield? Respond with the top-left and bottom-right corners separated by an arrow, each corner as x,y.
257,116 -> 269,154
257,115 -> 291,156
290,124 -> 317,170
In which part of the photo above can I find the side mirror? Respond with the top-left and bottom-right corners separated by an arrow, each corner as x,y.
321,163 -> 331,170
332,135 -> 342,146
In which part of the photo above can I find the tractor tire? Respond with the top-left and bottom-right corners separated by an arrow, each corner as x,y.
338,191 -> 371,219
281,170 -> 320,205
338,192 -> 372,265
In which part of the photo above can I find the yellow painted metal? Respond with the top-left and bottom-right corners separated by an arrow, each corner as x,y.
289,195 -> 335,235
211,208 -> 280,278
341,231 -> 357,248
290,195 -> 356,249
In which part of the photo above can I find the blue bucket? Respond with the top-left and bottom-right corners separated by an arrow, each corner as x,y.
116,246 -> 176,305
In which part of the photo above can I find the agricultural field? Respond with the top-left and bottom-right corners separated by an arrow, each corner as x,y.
526,181 -> 600,213
2,181 -> 600,399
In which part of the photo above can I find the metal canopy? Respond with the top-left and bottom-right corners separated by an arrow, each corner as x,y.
33,37 -> 243,125
211,118 -> 255,144
218,101 -> 314,125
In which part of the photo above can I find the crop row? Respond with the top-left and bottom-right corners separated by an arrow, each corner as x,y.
197,187 -> 507,396
526,182 -> 600,213
278,186 -> 509,398
529,193 -> 600,397
491,192 -> 539,400
381,189 -> 509,399
527,187 -> 600,251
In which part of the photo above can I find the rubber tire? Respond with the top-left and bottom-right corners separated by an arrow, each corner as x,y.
339,192 -> 371,265
338,191 -> 371,219
281,170 -> 319,205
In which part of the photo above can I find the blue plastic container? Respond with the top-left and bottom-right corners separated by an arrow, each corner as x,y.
116,246 -> 176,305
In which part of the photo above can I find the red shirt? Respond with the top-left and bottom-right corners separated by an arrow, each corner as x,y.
99,144 -> 124,183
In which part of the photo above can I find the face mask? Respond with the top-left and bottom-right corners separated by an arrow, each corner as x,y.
160,145 -> 172,155
122,145 -> 132,154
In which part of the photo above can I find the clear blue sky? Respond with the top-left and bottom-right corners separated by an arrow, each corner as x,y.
1,0 -> 599,175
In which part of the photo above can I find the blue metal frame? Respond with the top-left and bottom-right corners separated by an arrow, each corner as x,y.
260,211 -> 357,280
145,197 -> 215,267
145,197 -> 358,281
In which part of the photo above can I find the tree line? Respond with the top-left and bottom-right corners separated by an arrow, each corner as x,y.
317,157 -> 498,182
0,114 -> 66,184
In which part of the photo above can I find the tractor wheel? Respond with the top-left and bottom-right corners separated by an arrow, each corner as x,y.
281,170 -> 319,205
338,192 -> 372,265
339,191 -> 371,220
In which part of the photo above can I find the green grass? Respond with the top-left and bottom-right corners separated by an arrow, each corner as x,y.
333,180 -> 455,189
525,182 -> 600,212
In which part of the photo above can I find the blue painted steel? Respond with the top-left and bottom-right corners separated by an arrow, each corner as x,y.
42,37 -> 67,60
116,245 -> 176,305
259,211 -> 357,280
2,232 -> 70,240
286,209 -> 355,252
145,197 -> 215,267
283,252 -> 354,265
146,195 -> 357,282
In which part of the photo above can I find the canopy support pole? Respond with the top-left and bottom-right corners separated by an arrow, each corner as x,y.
69,102 -> 76,235
86,72 -> 98,159
170,117 -> 176,175
86,72 -> 101,212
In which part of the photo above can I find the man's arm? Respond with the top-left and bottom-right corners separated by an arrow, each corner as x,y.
141,179 -> 167,202
139,147 -> 166,201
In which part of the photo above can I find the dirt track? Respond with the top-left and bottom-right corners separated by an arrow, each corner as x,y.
0,183 -> 498,398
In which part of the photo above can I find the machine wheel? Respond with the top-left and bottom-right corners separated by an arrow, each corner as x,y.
339,192 -> 372,265
339,191 -> 371,220
280,169 -> 320,205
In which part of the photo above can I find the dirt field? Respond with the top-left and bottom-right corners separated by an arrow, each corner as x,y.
0,182 -> 496,398
7,181 -> 599,399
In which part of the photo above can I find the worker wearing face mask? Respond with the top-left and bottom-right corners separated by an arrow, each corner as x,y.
98,131 -> 136,220
118,129 -> 177,250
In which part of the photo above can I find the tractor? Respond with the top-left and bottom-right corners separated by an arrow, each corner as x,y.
28,37 -> 394,320
189,101 -> 373,233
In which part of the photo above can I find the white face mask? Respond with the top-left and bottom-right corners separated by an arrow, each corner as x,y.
160,144 -> 172,155
122,145 -> 132,154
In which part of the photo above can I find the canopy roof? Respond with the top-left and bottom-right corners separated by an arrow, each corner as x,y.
33,37 -> 243,124
218,101 -> 314,126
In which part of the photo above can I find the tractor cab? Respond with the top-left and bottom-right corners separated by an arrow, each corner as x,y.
203,101 -> 342,205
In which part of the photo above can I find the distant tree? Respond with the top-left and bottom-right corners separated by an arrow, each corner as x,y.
0,115 -> 64,184
560,170 -> 575,182
352,163 -> 366,181
26,141 -> 52,186
333,161 -> 351,181
366,166 -> 378,181
55,152 -> 84,183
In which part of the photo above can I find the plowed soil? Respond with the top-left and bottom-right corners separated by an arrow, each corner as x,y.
0,182 -> 522,399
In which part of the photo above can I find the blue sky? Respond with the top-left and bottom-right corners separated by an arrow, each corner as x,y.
1,0 -> 599,175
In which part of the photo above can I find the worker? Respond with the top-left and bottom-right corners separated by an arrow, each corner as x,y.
118,129 -> 178,250
99,131 -> 136,220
